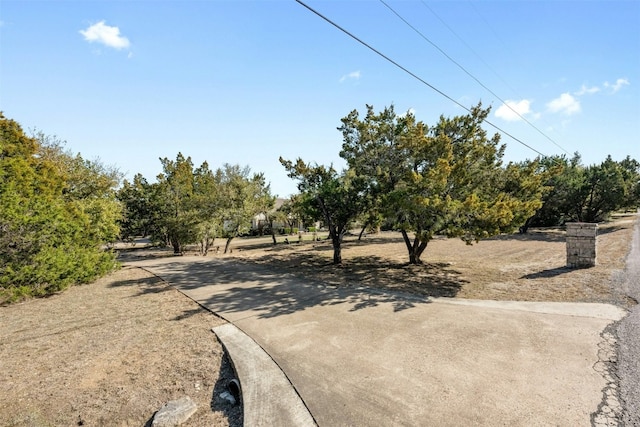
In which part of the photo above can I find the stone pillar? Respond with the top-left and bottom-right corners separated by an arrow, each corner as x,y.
566,222 -> 597,268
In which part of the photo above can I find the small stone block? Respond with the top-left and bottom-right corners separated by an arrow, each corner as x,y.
566,222 -> 597,268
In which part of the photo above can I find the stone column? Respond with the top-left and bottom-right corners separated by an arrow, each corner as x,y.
566,222 -> 597,268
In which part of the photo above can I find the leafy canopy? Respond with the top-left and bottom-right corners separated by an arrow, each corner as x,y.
0,114 -> 120,303
339,103 -> 545,264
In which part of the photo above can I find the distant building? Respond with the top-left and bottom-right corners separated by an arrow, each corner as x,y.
251,198 -> 289,232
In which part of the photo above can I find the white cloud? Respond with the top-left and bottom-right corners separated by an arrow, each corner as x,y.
398,108 -> 416,118
495,99 -> 532,122
575,84 -> 600,96
546,93 -> 581,115
604,78 -> 630,93
339,70 -> 360,83
80,21 -> 130,50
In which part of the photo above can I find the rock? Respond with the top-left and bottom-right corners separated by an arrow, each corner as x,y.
219,391 -> 236,405
151,396 -> 197,427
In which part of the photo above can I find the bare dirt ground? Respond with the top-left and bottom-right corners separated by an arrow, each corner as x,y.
0,267 -> 242,427
231,213 -> 637,308
0,213 -> 636,426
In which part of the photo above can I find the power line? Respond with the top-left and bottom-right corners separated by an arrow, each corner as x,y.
294,0 -> 548,158
420,0 -> 526,107
381,0 -> 570,155
462,0 -> 571,147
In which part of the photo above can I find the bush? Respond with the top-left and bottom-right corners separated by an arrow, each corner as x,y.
0,114 -> 121,304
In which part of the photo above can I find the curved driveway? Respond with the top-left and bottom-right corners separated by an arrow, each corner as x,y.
127,255 -> 626,426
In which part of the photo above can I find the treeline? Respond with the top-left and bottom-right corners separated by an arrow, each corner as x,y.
117,154 -> 273,255
522,154 -> 640,231
2,105 -> 639,301
280,103 -> 640,264
1,114 -> 121,303
1,113 -> 274,303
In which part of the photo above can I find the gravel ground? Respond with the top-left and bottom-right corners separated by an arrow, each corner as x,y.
616,216 -> 640,426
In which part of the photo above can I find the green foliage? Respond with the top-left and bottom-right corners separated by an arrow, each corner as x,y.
119,155 -> 273,255
339,103 -> 545,264
276,195 -> 308,229
117,174 -> 156,239
217,164 -> 274,253
0,114 -> 120,303
280,158 -> 366,264
527,153 -> 640,227
153,153 -> 201,253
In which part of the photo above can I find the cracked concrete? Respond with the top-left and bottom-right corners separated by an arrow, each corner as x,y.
592,325 -> 623,426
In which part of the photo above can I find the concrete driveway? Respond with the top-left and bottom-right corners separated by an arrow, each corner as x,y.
127,255 -> 625,426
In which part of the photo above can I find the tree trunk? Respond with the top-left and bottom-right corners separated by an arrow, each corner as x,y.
332,234 -> 342,264
401,230 -> 428,264
327,225 -> 343,264
519,216 -> 534,234
358,224 -> 367,241
171,238 -> 182,255
270,219 -> 277,245
316,195 -> 343,264
224,236 -> 234,254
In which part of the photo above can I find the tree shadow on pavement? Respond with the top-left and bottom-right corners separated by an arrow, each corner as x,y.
129,251 -> 468,319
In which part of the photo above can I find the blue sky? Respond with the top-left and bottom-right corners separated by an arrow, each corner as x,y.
1,0 -> 638,197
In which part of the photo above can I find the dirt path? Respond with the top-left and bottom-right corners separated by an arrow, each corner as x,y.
0,267 -> 242,427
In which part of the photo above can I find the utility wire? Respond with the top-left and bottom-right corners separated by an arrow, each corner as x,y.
381,0 -> 570,155
295,0 -> 548,158
420,0 -> 526,107
462,0 -> 570,146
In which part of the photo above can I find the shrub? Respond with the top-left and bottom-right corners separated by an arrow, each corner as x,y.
0,114 -> 120,303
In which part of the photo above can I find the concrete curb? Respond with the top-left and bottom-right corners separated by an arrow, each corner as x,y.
212,323 -> 317,427
431,298 -> 627,321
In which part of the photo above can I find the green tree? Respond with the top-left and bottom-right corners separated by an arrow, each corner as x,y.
618,155 -> 640,211
117,174 -> 156,240
529,154 -> 640,226
340,104 -> 544,264
277,194 -> 310,232
217,164 -> 274,253
280,158 -> 365,264
579,156 -> 627,222
0,114 -> 119,303
154,153 -> 200,254
339,105 -> 408,241
193,161 -> 222,255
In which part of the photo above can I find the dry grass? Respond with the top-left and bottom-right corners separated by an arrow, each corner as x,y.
0,267 -> 241,427
227,213 -> 636,307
